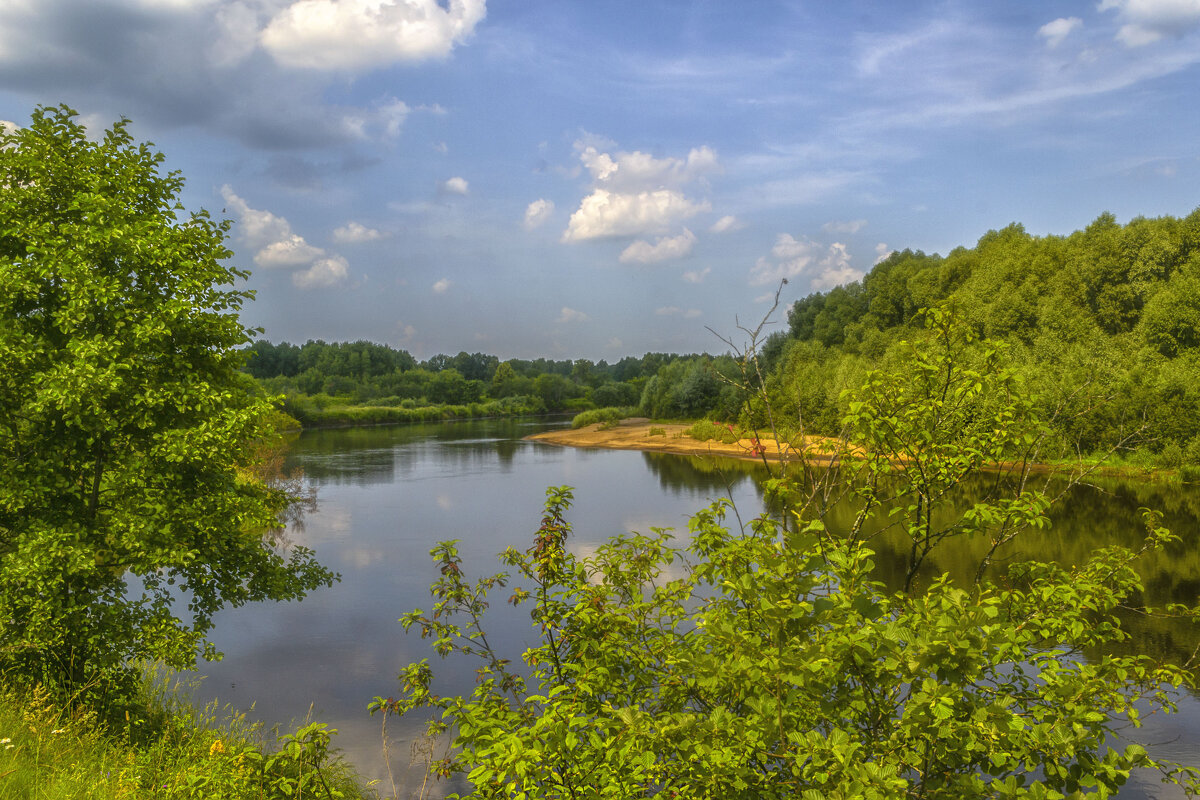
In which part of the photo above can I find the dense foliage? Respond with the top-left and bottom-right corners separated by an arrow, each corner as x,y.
0,107 -> 335,701
767,212 -> 1200,465
381,313 -> 1200,798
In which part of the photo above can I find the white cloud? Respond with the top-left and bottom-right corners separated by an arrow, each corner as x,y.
619,228 -> 696,264
333,221 -> 384,243
1037,17 -> 1083,48
442,176 -> 469,195
562,189 -> 709,241
293,255 -> 349,289
254,235 -> 327,267
606,337 -> 623,350
562,140 -> 718,242
557,307 -> 588,323
875,243 -> 895,264
260,0 -> 487,70
221,184 -> 348,289
655,306 -> 701,318
822,219 -> 867,234
221,185 -> 292,249
1101,0 -> 1200,46
432,278 -> 451,294
576,143 -> 719,192
750,234 -> 864,290
682,267 -> 711,284
710,215 -> 744,233
524,198 -> 554,229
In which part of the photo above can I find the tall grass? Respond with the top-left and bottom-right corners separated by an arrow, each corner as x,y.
0,673 -> 376,799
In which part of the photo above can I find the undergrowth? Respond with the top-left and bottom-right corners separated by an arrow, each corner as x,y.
0,673 -> 375,800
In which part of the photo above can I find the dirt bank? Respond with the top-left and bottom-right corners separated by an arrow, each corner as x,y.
525,419 -> 837,465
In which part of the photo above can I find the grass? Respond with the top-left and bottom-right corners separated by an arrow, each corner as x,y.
0,674 -> 376,800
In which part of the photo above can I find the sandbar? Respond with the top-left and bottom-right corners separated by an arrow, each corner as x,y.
525,418 -> 834,464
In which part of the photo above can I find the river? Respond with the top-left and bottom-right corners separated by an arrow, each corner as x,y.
194,418 -> 1200,798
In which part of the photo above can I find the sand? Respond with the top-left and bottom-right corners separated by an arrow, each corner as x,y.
524,418 -> 833,464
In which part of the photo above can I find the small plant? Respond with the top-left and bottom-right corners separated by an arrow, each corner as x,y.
648,426 -> 666,436
684,419 -> 741,444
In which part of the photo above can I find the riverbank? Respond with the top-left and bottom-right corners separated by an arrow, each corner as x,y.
525,418 -> 841,465
526,419 -> 1191,483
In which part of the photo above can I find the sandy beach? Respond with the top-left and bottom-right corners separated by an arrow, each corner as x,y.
525,418 -> 833,464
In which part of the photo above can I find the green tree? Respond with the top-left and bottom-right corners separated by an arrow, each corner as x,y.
380,311 -> 1200,798
0,107 -> 335,698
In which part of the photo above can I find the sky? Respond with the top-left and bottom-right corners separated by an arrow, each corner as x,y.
2,0 -> 1199,360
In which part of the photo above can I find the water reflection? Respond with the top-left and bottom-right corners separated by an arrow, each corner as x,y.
193,420 -> 1200,799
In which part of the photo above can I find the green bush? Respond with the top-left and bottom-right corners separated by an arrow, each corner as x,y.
571,407 -> 632,430
685,419 -> 741,444
382,310 -> 1200,798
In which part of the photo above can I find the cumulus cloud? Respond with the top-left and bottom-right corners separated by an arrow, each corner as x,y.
710,215 -> 744,233
524,198 -> 554,229
682,267 -> 711,284
562,189 -> 709,241
442,176 -> 469,195
750,234 -> 863,290
1100,0 -> 1200,46
293,255 -> 349,288
0,0 -> 473,154
557,307 -> 588,323
260,0 -> 487,70
1037,17 -> 1083,48
220,185 -> 348,289
254,235 -> 327,267
875,243 -> 895,264
562,139 -> 718,242
619,228 -> 697,264
332,221 -> 385,243
822,219 -> 867,234
432,278 -> 451,293
576,143 -> 720,192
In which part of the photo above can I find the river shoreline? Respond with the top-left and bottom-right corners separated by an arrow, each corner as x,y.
525,419 -> 1181,482
524,418 -> 837,465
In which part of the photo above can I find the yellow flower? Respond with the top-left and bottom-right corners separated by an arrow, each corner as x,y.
209,739 -> 226,756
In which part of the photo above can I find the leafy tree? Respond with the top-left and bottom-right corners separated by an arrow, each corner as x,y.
0,107 -> 335,698
380,311 -> 1200,798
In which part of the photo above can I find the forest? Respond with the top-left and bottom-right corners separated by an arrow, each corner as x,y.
246,209 -> 1200,468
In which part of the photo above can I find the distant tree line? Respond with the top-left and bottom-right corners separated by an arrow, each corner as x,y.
242,339 -> 734,423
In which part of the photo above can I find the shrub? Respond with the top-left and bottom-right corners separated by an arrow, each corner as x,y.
684,419 -> 741,444
570,407 -> 632,430
380,309 -> 1200,798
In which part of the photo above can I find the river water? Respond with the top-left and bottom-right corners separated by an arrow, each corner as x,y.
194,418 -> 1200,798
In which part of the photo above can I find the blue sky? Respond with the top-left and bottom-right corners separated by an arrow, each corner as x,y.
2,0 -> 1199,359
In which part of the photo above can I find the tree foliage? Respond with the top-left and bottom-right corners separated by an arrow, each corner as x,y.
769,210 -> 1200,463
380,313 -> 1200,798
0,107 -> 335,697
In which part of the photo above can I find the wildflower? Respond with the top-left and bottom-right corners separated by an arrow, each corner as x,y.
0,738 -> 10,744
51,729 -> 64,735
209,739 -> 226,756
